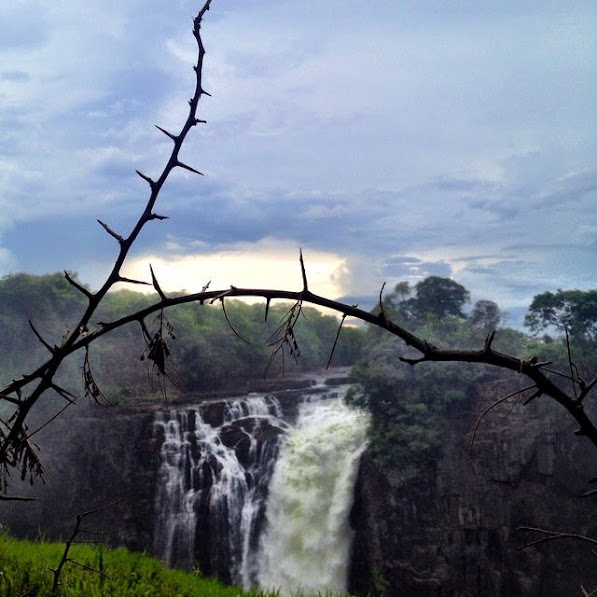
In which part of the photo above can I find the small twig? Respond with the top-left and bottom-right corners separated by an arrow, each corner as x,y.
565,328 -> 580,398
28,401 -> 73,439
377,282 -> 391,326
50,497 -> 126,596
518,526 -> 597,549
0,494 -> 37,502
469,384 -> 537,451
579,378 -> 597,404
221,299 -> 251,344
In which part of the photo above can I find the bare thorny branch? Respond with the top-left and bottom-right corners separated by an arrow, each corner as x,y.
50,497 -> 127,596
1,0 -> 597,500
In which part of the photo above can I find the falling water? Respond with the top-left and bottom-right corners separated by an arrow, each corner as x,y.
152,380 -> 369,594
153,394 -> 286,585
257,397 -> 370,595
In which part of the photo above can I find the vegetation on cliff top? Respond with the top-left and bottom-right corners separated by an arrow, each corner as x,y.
347,280 -> 597,475
0,272 -> 364,401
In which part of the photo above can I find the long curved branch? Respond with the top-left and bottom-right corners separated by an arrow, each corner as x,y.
1,0 -> 596,497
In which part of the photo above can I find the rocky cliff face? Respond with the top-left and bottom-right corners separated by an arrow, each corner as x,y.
349,394 -> 597,596
3,375 -> 597,597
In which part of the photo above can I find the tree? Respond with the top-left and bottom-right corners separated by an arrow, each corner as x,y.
1,0 -> 597,500
470,300 -> 501,332
524,289 -> 597,341
409,276 -> 470,320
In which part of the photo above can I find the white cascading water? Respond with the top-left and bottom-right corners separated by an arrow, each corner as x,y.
153,394 -> 286,585
153,380 -> 369,595
257,396 -> 370,596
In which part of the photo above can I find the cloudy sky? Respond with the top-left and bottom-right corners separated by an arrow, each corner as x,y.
1,1 -> 596,327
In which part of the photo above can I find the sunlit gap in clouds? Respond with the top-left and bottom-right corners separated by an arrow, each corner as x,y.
118,238 -> 350,315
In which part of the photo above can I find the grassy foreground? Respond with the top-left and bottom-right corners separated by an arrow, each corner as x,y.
0,533 -> 274,597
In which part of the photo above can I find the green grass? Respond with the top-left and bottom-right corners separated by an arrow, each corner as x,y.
0,533 -> 352,597
0,532 -> 270,597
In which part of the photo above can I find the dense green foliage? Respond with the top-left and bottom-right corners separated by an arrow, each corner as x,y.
348,278 -> 597,477
524,288 -> 597,341
0,532 -> 351,597
382,276 -> 470,322
347,315 -> 488,476
0,273 -> 364,403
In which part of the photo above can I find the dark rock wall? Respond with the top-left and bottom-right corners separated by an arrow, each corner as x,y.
1,402 -> 161,550
349,399 -> 597,596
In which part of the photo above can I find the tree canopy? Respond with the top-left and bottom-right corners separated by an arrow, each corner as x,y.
524,288 -> 597,341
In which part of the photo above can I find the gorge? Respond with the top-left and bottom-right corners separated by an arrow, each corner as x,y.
2,368 -> 597,596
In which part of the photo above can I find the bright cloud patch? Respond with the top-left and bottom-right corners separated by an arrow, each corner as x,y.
120,238 -> 349,299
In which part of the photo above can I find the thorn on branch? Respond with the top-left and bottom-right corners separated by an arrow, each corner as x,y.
209,288 -> 233,304
97,219 -> 124,243
579,378 -> 597,404
64,271 -> 93,299
135,169 -> 156,189
399,355 -> 427,366
150,213 -> 169,221
116,276 -> 150,287
522,389 -> 543,405
299,249 -> 309,293
326,313 -> 347,370
29,321 -> 56,354
483,330 -> 496,353
175,160 -> 204,176
149,264 -> 167,300
265,297 -> 271,322
377,282 -> 389,324
154,125 -> 178,142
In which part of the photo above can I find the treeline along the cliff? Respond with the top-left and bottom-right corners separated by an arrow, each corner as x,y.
0,272 -> 363,402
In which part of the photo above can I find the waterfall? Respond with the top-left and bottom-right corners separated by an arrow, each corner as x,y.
257,397 -> 370,595
153,394 -> 286,585
152,378 -> 369,594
